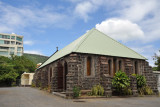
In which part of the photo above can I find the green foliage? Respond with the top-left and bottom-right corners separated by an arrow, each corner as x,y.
135,74 -> 146,88
138,86 -> 153,95
0,55 -> 36,86
112,71 -> 130,95
124,88 -> 132,95
133,74 -> 153,95
11,55 -> 36,74
87,92 -> 92,96
31,83 -> 36,87
91,84 -> 104,96
23,53 -> 48,64
73,86 -> 81,98
153,51 -> 160,71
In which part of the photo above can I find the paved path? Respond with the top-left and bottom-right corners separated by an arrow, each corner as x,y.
0,87 -> 160,107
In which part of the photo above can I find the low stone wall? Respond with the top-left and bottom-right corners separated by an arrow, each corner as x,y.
143,62 -> 158,94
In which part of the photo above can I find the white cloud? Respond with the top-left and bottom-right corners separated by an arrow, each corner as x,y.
96,18 -> 145,42
74,0 -> 103,22
24,50 -> 43,55
24,41 -> 34,45
0,2 -> 72,33
130,45 -> 157,67
120,0 -> 157,22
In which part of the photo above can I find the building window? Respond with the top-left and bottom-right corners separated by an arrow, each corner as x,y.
87,56 -> 91,76
17,47 -> 22,51
108,60 -> 111,75
50,68 -> 52,82
4,41 -> 10,44
0,40 -> 4,44
118,60 -> 122,71
17,52 -> 21,56
16,37 -> 22,41
135,61 -> 138,74
11,36 -> 15,40
113,58 -> 117,75
11,41 -> 15,44
0,51 -> 8,55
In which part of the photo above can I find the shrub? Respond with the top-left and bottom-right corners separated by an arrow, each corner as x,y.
112,71 -> 130,95
91,84 -> 104,96
138,86 -> 153,95
73,86 -> 81,98
136,75 -> 146,88
31,83 -> 35,87
124,88 -> 132,95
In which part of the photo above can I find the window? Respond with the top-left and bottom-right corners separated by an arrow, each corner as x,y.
17,52 -> 22,56
11,36 -> 15,40
1,35 -> 10,39
10,47 -> 15,51
118,60 -> 122,71
135,61 -> 138,74
113,59 -> 116,75
16,37 -> 22,41
0,47 -> 9,50
0,51 -> 8,55
108,60 -> 111,75
0,40 -> 4,44
4,41 -> 10,44
11,41 -> 15,44
16,42 -> 22,45
10,52 -> 14,55
50,68 -> 52,82
87,56 -> 91,76
17,47 -> 21,51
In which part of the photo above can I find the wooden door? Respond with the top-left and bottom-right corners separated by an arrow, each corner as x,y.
57,64 -> 63,89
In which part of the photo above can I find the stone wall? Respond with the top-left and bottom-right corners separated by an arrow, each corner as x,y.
33,53 -> 158,97
143,61 -> 158,94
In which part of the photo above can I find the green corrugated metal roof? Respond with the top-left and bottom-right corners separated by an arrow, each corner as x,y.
39,28 -> 146,69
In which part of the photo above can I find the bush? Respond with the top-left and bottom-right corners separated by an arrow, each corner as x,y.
31,83 -> 35,87
124,88 -> 132,95
138,86 -> 153,95
73,86 -> 81,98
91,84 -> 104,96
112,71 -> 130,95
136,75 -> 146,88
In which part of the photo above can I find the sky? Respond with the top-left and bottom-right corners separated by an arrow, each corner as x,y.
0,0 -> 160,66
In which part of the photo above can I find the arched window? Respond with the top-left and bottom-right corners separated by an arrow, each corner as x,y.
87,56 -> 91,76
50,68 -> 52,82
135,61 -> 138,74
119,60 -> 122,71
108,60 -> 111,75
113,58 -> 116,75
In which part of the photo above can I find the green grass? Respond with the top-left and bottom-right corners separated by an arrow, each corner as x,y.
23,53 -> 49,64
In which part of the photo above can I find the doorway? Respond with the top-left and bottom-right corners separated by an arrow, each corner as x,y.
64,62 -> 68,91
57,63 -> 64,90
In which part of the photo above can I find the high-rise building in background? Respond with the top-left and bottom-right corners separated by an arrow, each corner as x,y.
0,33 -> 23,57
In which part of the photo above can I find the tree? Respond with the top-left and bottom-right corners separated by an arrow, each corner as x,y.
0,55 -> 36,86
153,50 -> 160,71
11,55 -> 36,79
0,56 -> 18,86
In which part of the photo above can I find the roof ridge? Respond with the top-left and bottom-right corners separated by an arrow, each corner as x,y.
73,28 -> 95,52
95,28 -> 146,59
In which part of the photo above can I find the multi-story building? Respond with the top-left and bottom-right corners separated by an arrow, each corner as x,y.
0,33 -> 23,57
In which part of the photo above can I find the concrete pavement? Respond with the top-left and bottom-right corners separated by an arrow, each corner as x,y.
0,87 -> 160,107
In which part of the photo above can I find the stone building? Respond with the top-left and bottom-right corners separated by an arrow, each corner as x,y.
33,28 -> 158,97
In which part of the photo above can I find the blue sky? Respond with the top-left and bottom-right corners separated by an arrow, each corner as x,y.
0,0 -> 160,66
